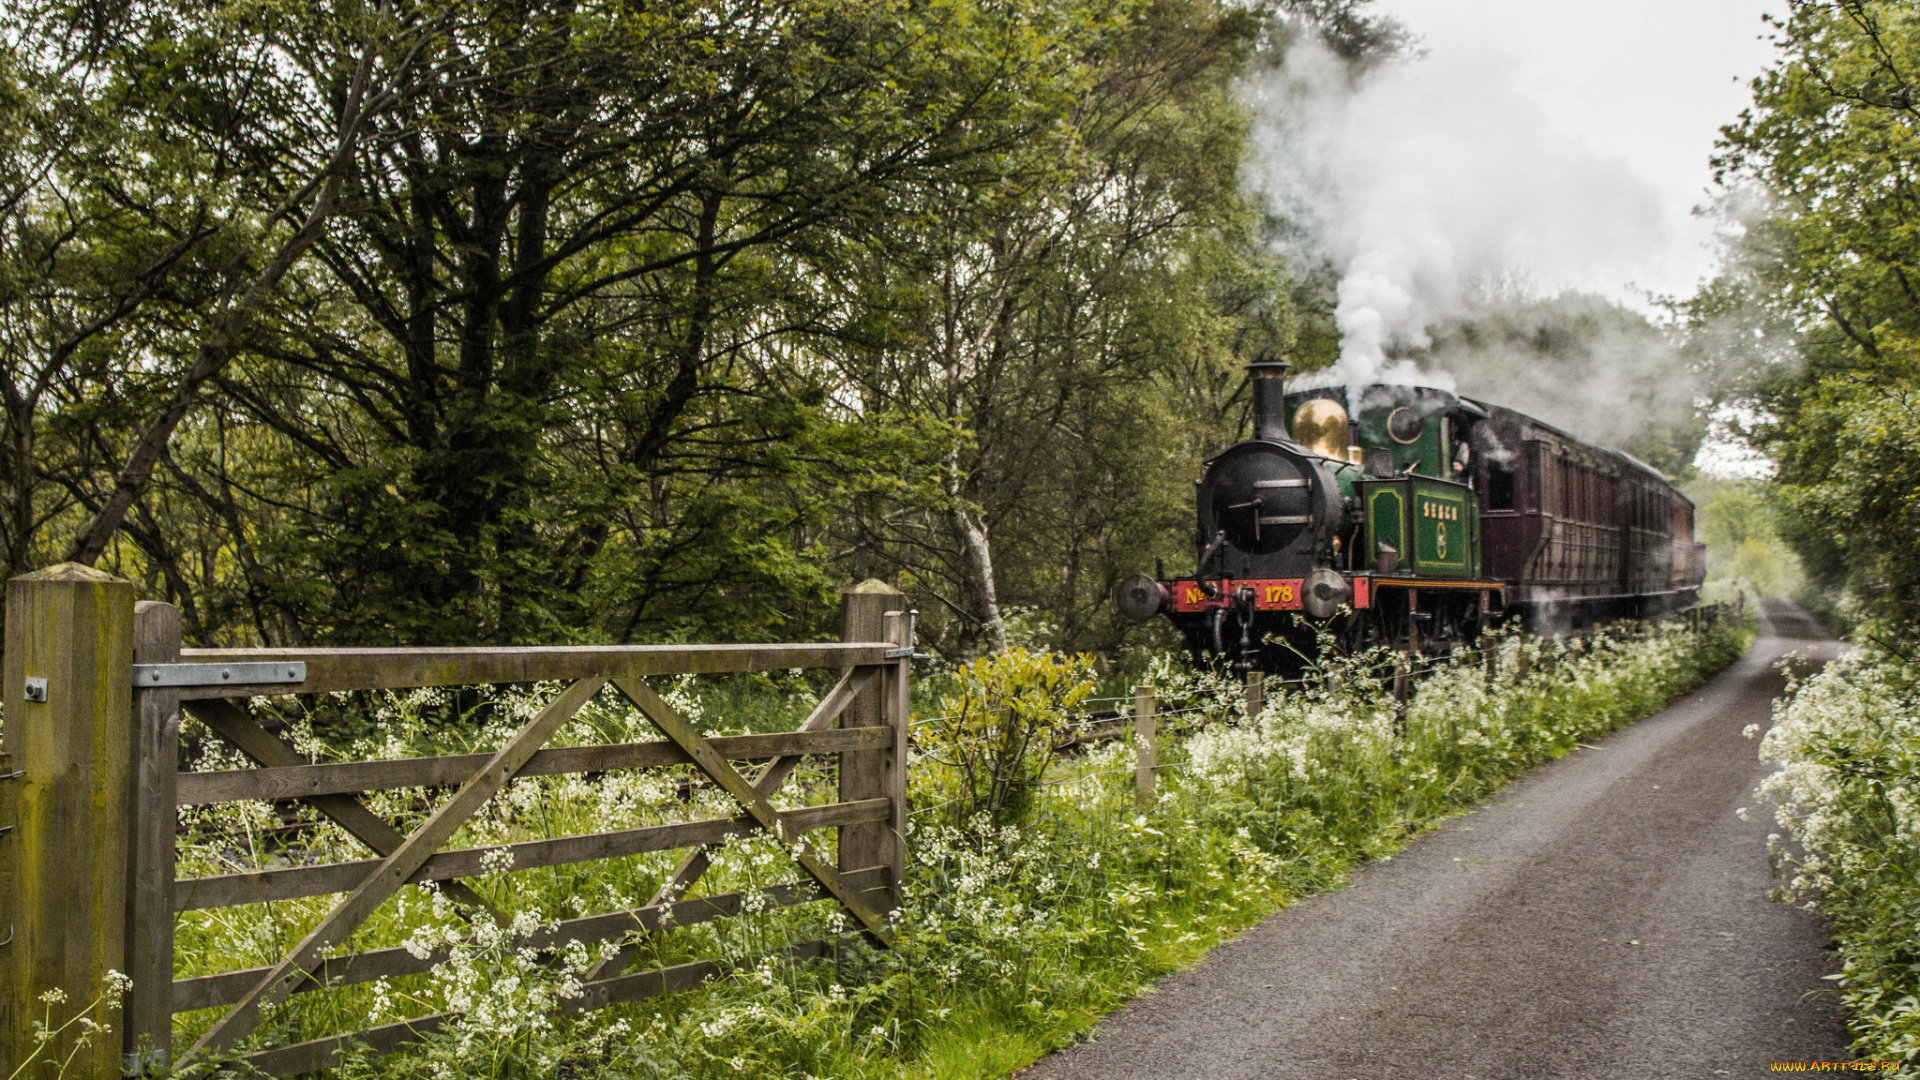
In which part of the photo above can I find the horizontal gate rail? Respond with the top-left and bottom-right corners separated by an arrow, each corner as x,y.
183,696 -> 510,920
614,676 -> 896,945
172,797 -> 891,911
240,939 -> 835,1078
180,677 -> 616,1060
156,642 -> 891,698
176,705 -> 887,805
173,866 -> 891,1013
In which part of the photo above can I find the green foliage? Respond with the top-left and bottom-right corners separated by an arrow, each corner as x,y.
1757,643 -> 1920,1064
0,0 -> 1429,663
1689,479 -> 1807,601
0,0 -> 1304,656
918,650 -> 1096,827
1709,0 -> 1920,637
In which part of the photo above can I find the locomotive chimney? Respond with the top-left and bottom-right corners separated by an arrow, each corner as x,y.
1248,360 -> 1291,442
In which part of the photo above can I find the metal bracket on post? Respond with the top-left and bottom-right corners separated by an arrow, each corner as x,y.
883,610 -> 931,661
131,662 -> 305,688
123,1048 -> 169,1077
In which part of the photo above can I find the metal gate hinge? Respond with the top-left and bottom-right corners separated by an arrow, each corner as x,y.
132,662 -> 306,688
884,609 -> 930,661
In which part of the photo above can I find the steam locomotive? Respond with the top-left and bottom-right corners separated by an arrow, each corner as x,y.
1114,362 -> 1706,674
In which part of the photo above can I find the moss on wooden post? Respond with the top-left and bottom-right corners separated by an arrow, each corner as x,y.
1,563 -> 136,1078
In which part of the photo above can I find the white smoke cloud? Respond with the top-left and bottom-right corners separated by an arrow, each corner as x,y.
1245,36 -> 1672,395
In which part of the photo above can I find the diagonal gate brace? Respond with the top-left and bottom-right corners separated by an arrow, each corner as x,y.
184,699 -> 505,922
613,676 -> 895,947
177,676 -> 607,1067
588,665 -> 878,980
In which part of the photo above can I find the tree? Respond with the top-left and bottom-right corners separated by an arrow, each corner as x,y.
123,0 -> 1110,645
1713,0 -> 1920,631
821,0 -> 1278,658
0,0 -> 432,610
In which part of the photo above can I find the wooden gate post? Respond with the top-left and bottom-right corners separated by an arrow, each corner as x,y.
839,581 -> 906,913
1133,687 -> 1157,810
880,606 -> 911,908
1,564 -> 135,1079
125,602 -> 182,1074
1244,670 -> 1264,724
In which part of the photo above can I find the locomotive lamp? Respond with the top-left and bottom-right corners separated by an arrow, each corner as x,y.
1301,567 -> 1351,619
1115,573 -> 1167,621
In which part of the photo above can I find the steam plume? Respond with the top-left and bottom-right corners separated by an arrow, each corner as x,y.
1246,35 -> 1671,396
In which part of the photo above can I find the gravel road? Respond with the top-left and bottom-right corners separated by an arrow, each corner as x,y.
1024,601 -> 1852,1079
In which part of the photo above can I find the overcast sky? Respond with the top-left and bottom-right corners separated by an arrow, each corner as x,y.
1366,0 -> 1783,304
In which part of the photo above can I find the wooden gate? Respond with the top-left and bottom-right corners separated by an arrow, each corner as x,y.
0,565 -> 911,1076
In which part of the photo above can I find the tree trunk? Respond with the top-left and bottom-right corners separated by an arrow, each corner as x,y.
950,504 -> 1008,654
63,15 -> 392,567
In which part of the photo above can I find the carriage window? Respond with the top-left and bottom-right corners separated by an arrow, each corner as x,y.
1486,461 -> 1516,510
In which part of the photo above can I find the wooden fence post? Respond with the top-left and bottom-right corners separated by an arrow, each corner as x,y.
1,563 -> 135,1079
1133,687 -> 1156,810
839,581 -> 907,914
1244,670 -> 1264,725
125,602 -> 181,1074
1391,652 -> 1410,736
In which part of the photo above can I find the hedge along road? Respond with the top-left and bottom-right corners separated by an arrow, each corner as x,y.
1024,601 -> 1851,1080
